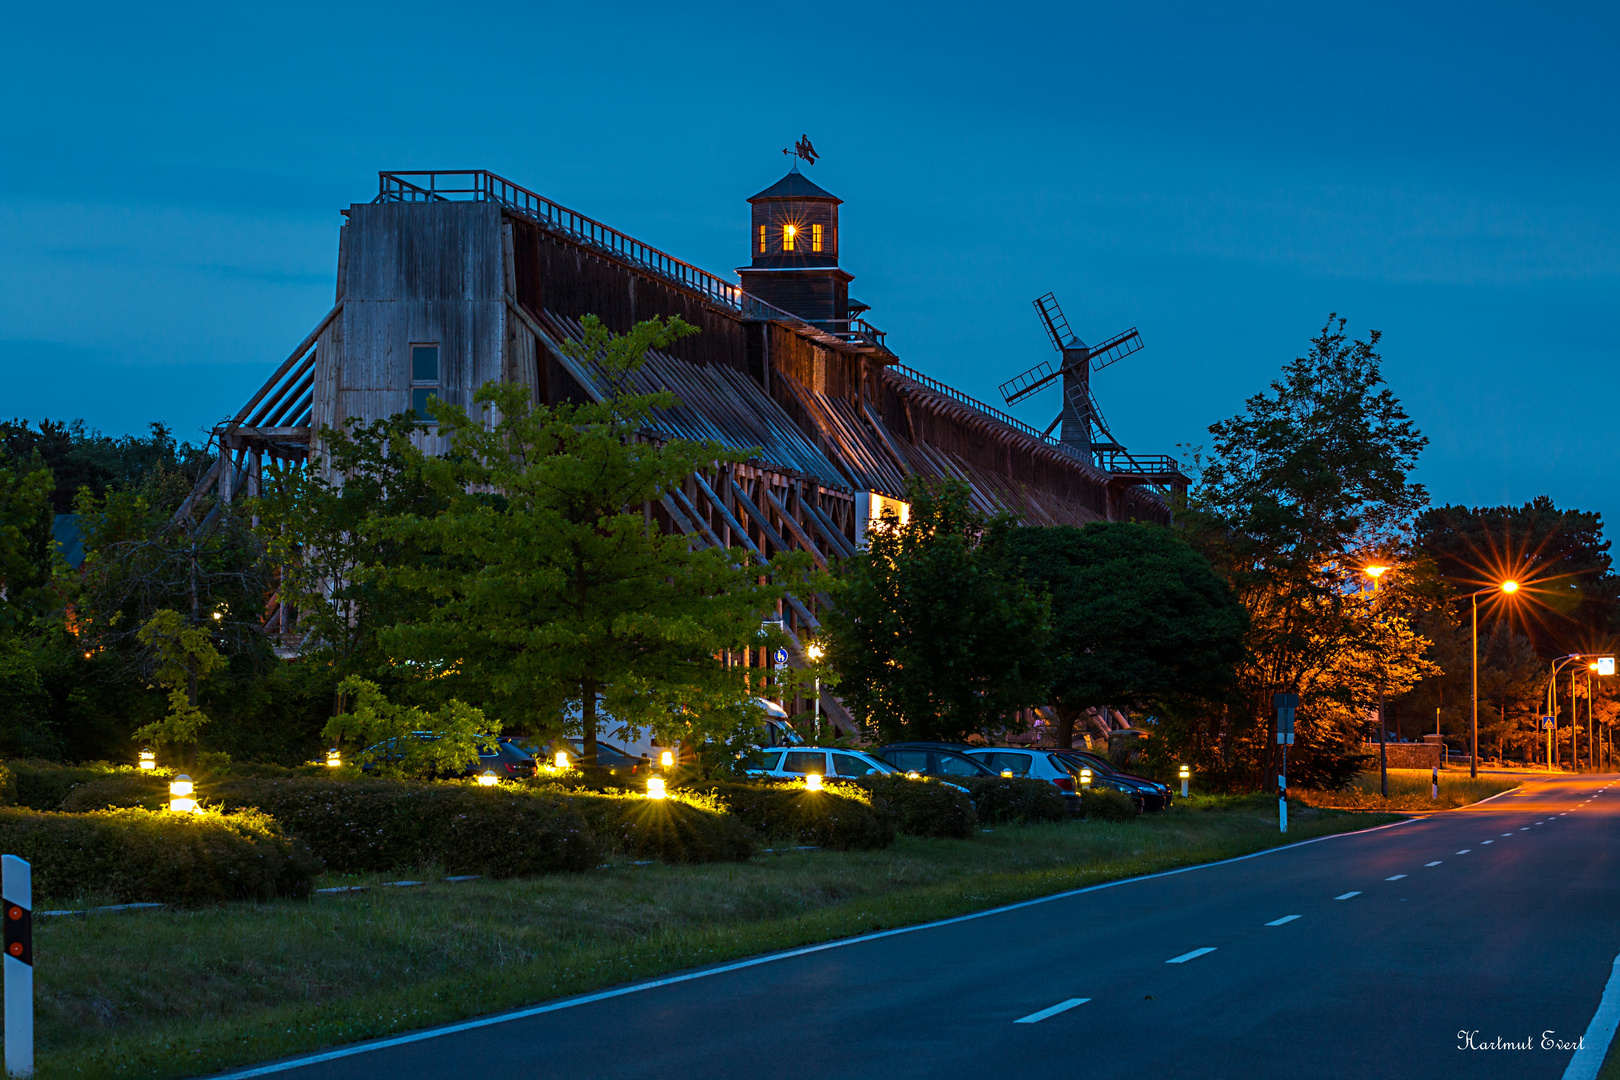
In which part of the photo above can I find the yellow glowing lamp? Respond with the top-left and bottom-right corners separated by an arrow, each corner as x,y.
1178,765 -> 1191,779
660,750 -> 675,769
325,748 -> 342,768
807,643 -> 825,662
805,773 -> 823,792
139,749 -> 156,771
477,770 -> 498,787
647,777 -> 667,799
1501,580 -> 1520,594
1079,768 -> 1093,788
1364,565 -> 1389,580
212,611 -> 223,621
1000,769 -> 1014,778
554,751 -> 570,770
168,775 -> 197,813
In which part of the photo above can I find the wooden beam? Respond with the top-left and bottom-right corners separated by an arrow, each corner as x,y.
232,303 -> 342,425
760,485 -> 829,569
804,498 -> 855,559
691,472 -> 820,630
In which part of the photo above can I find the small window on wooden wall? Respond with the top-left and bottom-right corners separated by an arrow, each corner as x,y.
782,223 -> 796,252
410,343 -> 440,422
758,225 -> 766,253
812,224 -> 823,252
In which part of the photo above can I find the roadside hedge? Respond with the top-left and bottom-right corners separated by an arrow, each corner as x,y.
572,793 -> 755,863
206,778 -> 599,878
7,760 -> 115,810
688,781 -> 895,850
851,776 -> 977,839
1081,786 -> 1138,822
0,806 -> 320,904
958,776 -> 1070,825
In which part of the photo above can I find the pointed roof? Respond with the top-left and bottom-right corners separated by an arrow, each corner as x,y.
748,167 -> 841,203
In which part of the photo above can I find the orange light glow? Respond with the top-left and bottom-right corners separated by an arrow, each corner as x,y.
1364,565 -> 1389,579
1501,580 -> 1519,594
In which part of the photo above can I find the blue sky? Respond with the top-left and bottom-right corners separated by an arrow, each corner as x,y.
3,1 -> 1616,523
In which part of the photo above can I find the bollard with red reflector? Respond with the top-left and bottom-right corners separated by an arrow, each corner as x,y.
4,854 -> 32,1078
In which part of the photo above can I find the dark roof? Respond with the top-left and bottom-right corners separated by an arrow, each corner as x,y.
748,168 -> 841,204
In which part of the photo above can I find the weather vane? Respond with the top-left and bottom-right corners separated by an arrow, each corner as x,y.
783,134 -> 819,166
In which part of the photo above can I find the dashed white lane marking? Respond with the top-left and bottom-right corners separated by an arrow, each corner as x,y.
1502,833 -> 1514,837
1521,828 -> 1530,831
1014,998 -> 1090,1024
1426,861 -> 1443,867
1386,874 -> 1408,881
1457,849 -> 1471,854
1335,892 -> 1362,900
1265,915 -> 1301,926
1483,840 -> 1495,844
1167,947 -> 1217,964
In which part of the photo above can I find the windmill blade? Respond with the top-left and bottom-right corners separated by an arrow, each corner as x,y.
1088,327 -> 1143,372
1033,293 -> 1081,352
999,359 -> 1062,406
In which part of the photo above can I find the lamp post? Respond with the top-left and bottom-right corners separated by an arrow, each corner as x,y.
806,643 -> 825,743
1544,655 -> 1586,771
1364,566 -> 1390,797
1468,580 -> 1520,779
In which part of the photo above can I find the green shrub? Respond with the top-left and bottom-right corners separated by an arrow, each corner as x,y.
850,776 -> 976,839
205,777 -> 598,877
8,760 -> 114,810
0,762 -> 13,806
59,773 -> 170,812
571,793 -> 755,863
0,806 -> 320,905
1081,786 -> 1138,822
959,776 -> 1070,825
688,781 -> 895,850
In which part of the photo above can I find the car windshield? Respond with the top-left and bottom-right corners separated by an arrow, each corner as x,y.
932,752 -> 990,777
833,752 -> 893,777
745,749 -> 784,771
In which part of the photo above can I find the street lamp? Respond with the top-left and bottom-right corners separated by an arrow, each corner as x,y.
1544,655 -> 1588,772
1364,565 -> 1391,797
806,643 -> 825,743
1468,580 -> 1520,779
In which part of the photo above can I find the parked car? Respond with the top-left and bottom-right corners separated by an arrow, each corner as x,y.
362,733 -> 538,780
1053,750 -> 1166,811
870,743 -> 999,780
962,748 -> 1084,813
562,738 -> 650,777
746,746 -> 901,781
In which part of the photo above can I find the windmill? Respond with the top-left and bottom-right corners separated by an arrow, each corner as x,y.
997,293 -> 1143,467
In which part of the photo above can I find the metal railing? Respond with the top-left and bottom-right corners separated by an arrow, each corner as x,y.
1095,449 -> 1184,477
376,170 -> 891,352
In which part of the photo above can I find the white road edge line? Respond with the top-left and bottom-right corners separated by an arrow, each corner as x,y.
1167,947 -> 1217,964
1265,915 -> 1301,926
1014,998 -> 1090,1024
201,815 -> 1421,1080
1562,951 -> 1620,1080
1335,891 -> 1362,900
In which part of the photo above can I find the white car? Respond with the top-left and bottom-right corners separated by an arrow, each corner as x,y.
965,748 -> 1083,809
746,746 -> 899,780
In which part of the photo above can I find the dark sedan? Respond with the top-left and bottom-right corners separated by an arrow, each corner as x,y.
870,743 -> 999,781
1054,750 -> 1170,810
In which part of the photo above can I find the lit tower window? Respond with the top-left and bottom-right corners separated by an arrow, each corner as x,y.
812,224 -> 823,252
758,225 -> 766,253
782,223 -> 796,251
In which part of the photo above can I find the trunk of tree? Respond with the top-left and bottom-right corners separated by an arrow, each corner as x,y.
581,680 -> 598,766
1053,703 -> 1079,750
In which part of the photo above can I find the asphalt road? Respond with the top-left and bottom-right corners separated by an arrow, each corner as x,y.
221,774 -> 1620,1080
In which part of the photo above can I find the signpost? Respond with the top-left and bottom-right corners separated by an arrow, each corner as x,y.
1543,715 -> 1556,772
1274,693 -> 1298,833
3,855 -> 32,1078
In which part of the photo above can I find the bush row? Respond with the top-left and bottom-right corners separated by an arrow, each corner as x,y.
851,776 -> 978,839
0,806 -> 320,905
957,776 -> 1072,825
687,781 -> 896,850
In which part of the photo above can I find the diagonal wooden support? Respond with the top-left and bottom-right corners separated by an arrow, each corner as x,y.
760,485 -> 829,569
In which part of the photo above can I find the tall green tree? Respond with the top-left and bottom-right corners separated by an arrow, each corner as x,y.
997,522 -> 1247,749
824,478 -> 1050,743
374,315 -> 813,763
1180,315 -> 1434,789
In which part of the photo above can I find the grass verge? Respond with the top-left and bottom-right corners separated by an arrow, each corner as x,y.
35,795 -> 1393,1080
1292,768 -> 1519,812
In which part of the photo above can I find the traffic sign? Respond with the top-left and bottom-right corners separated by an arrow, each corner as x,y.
1542,716 -> 1555,729
1274,692 -> 1299,745
773,648 -> 788,669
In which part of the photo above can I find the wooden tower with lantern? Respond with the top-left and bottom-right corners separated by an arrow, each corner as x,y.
737,167 -> 851,326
